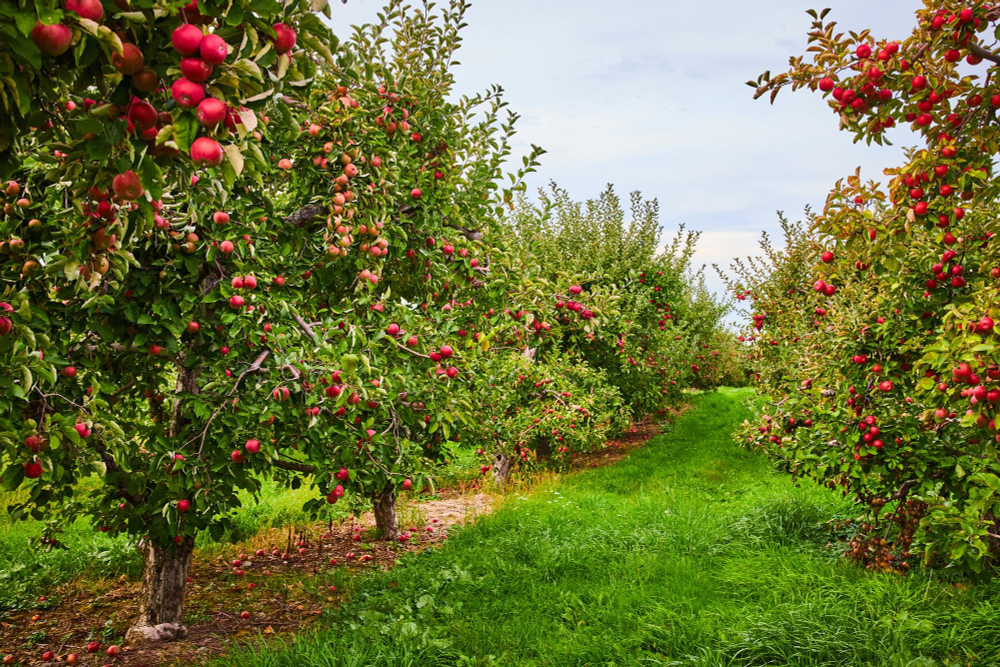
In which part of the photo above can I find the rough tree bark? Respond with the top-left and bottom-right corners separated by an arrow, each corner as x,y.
125,537 -> 195,645
535,437 -> 552,462
492,451 -> 513,485
373,484 -> 400,540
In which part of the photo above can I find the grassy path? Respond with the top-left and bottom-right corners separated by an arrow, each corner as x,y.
215,388 -> 1000,667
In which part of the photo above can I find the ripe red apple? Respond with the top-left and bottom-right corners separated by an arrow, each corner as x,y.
172,77 -> 205,108
212,209 -> 230,224
439,345 -> 453,358
128,99 -> 158,130
172,24 -> 203,55
178,499 -> 191,513
199,33 -> 228,64
240,611 -> 251,620
65,653 -> 78,664
113,43 -> 145,75
112,170 -> 144,200
190,136 -> 224,167
198,97 -> 227,127
245,438 -> 261,454
31,22 -> 73,56
63,366 -> 77,377
186,321 -> 200,334
446,366 -> 458,379
25,435 -> 44,452
402,478 -> 413,490
386,323 -> 400,336
66,0 -> 104,21
86,641 -> 100,653
231,450 -> 246,463
220,240 -> 235,255
243,275 -> 257,289
107,645 -> 120,657
229,294 -> 245,309
273,275 -> 286,286
148,344 -> 162,356
180,57 -> 213,82
272,22 -> 297,54
411,188 -> 422,199
74,423 -> 92,438
24,461 -> 43,478
132,69 -> 160,93
0,317 -> 11,336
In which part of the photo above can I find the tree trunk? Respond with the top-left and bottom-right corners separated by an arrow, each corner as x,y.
125,538 -> 194,645
373,484 -> 399,540
493,451 -> 513,485
535,437 -> 551,462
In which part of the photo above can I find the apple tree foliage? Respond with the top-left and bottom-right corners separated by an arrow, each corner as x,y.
729,1 -> 1000,574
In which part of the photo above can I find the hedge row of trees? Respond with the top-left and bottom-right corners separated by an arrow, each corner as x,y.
0,0 -> 738,642
726,1 -> 1000,575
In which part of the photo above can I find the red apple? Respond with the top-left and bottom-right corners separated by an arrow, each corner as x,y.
112,170 -> 144,200
190,136 -> 224,167
197,97 -> 227,127
172,77 -> 205,108
172,24 -> 203,54
272,23 -> 296,54
113,43 -> 145,75
180,57 -> 213,82
24,461 -> 43,478
199,33 -> 228,64
177,499 -> 191,513
132,69 -> 160,93
66,0 -> 104,21
128,99 -> 158,130
31,22 -> 73,56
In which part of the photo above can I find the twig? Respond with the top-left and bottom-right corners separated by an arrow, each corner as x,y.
192,349 -> 270,458
294,314 -> 317,342
388,336 -> 431,359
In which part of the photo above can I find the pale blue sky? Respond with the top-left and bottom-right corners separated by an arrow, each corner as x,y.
327,1 -> 919,298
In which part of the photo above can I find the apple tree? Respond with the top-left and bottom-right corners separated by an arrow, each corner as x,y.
0,0 -> 542,644
733,1 -> 1000,573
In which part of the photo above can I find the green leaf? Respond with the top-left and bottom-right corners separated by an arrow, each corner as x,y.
1,464 -> 24,492
173,111 -> 200,153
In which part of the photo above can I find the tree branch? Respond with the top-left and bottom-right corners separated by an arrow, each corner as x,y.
443,221 -> 483,242
891,479 -> 920,501
388,335 -> 431,359
968,42 -> 1000,66
294,314 -> 317,341
273,459 -> 317,474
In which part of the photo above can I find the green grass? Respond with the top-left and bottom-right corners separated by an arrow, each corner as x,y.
211,388 -> 1000,667
0,447 -> 481,614
0,479 -> 328,613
